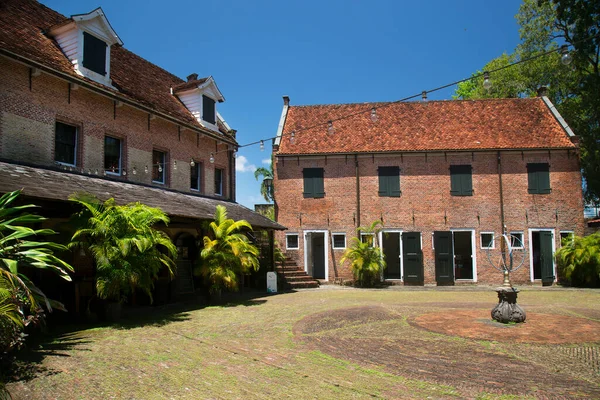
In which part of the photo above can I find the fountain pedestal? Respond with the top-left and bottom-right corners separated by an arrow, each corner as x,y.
491,287 -> 526,323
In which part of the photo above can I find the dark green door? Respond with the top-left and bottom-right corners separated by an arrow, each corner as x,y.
540,231 -> 555,285
434,231 -> 454,284
402,232 -> 423,284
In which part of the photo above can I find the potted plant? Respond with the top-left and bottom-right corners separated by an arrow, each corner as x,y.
340,220 -> 387,287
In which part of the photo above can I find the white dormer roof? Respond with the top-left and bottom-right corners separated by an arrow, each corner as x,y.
49,7 -> 122,88
174,76 -> 225,132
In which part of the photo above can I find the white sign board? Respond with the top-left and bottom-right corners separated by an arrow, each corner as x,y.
266,271 -> 277,294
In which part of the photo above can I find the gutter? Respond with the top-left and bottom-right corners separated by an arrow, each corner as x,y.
0,49 -> 237,146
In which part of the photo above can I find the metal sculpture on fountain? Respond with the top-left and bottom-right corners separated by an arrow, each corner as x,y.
486,231 -> 527,323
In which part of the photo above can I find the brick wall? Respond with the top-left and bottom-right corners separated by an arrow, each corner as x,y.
274,149 -> 585,285
0,57 -> 235,200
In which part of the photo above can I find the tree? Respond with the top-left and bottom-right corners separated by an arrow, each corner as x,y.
454,0 -> 600,202
70,194 -> 176,303
196,205 -> 259,295
340,220 -> 386,287
254,157 -> 274,203
555,232 -> 600,287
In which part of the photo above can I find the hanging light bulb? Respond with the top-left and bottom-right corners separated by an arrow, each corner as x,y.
94,169 -> 98,175
173,160 -> 177,170
290,130 -> 296,144
133,166 -> 137,175
327,120 -> 334,135
190,158 -> 195,167
560,44 -> 572,65
122,169 -> 127,176
87,169 -> 91,175
210,153 -> 215,163
144,165 -> 148,174
483,71 -> 492,91
233,150 -> 238,158
260,140 -> 265,151
158,164 -> 163,173
422,91 -> 428,101
370,108 -> 378,122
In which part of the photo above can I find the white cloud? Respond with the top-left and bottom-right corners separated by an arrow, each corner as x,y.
236,155 -> 257,173
262,158 -> 272,165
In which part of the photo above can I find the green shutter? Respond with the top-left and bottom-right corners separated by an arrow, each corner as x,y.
450,165 -> 471,196
202,95 -> 216,124
528,163 -> 550,194
303,168 -> 324,198
303,168 -> 314,198
378,167 -> 400,197
314,168 -> 325,198
538,164 -> 551,194
527,164 -> 539,194
462,166 -> 473,195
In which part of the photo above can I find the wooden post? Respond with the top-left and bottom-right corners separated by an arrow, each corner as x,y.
269,230 -> 275,271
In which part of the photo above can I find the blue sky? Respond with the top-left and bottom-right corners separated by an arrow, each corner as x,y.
42,0 -> 523,209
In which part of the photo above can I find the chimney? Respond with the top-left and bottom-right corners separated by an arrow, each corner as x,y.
537,86 -> 548,97
187,73 -> 198,82
283,95 -> 290,106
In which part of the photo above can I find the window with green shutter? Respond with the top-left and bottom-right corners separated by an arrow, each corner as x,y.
527,163 -> 551,194
82,32 -> 107,75
450,165 -> 473,196
202,95 -> 216,124
303,168 -> 325,198
378,166 -> 401,197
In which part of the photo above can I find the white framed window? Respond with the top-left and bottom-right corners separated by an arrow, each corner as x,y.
510,232 -> 524,249
559,231 -> 574,247
360,233 -> 375,247
104,136 -> 122,175
480,232 -> 495,249
286,233 -> 299,250
332,233 -> 346,250
152,149 -> 167,184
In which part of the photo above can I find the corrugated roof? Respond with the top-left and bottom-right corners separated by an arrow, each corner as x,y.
0,161 -> 285,230
277,98 -> 576,155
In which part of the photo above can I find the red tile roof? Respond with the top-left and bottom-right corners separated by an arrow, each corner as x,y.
277,98 -> 575,155
0,0 -> 233,140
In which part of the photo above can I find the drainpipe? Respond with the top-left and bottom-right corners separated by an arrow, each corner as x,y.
355,154 -> 361,228
497,151 -> 506,234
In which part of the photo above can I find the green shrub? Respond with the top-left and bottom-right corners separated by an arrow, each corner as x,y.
340,220 -> 386,287
555,232 -> 600,287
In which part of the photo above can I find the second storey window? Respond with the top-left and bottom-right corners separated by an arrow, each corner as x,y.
214,168 -> 223,196
450,165 -> 473,196
303,168 -> 325,198
527,163 -> 551,194
152,150 -> 166,184
82,32 -> 107,76
191,162 -> 202,192
104,136 -> 122,175
202,95 -> 216,124
378,166 -> 401,197
55,121 -> 77,166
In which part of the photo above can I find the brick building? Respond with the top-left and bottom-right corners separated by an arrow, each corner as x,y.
272,96 -> 584,285
0,0 -> 283,310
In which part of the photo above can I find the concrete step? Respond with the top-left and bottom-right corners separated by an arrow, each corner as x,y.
289,280 -> 320,289
285,275 -> 319,283
276,266 -> 303,272
278,270 -> 308,277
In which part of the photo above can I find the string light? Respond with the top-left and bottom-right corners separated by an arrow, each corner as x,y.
122,169 -> 127,176
327,120 -> 334,135
158,164 -> 163,173
233,150 -> 237,158
560,44 -> 572,65
144,165 -> 148,174
210,153 -> 215,163
190,158 -> 195,167
173,160 -> 177,170
133,166 -> 137,175
290,130 -> 296,144
422,91 -> 427,101
370,108 -> 377,122
260,140 -> 265,151
483,71 -> 492,91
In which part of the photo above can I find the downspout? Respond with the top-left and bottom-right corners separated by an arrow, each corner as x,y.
497,151 -> 506,234
228,149 -> 234,201
355,154 -> 361,228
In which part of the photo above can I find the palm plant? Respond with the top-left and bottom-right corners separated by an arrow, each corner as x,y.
254,163 -> 274,203
70,194 -> 177,303
0,190 -> 73,312
340,220 -> 386,287
197,205 -> 259,295
555,232 -> 600,287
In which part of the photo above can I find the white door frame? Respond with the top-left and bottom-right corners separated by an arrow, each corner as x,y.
450,228 -> 477,282
378,229 -> 403,281
303,230 -> 329,281
528,228 -> 556,283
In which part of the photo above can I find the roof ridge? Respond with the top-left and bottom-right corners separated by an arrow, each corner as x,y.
289,97 -> 542,108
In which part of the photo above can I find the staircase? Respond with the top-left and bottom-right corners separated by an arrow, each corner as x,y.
276,256 -> 320,289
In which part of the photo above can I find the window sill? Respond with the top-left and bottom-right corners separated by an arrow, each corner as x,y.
55,161 -> 77,168
152,181 -> 165,185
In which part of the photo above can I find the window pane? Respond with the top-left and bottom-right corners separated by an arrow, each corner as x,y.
104,136 -> 121,173
481,233 -> 494,248
190,163 -> 201,191
55,122 -> 77,165
361,234 -> 374,247
378,166 -> 400,197
303,168 -> 324,198
202,95 -> 216,124
510,233 -> 523,248
450,165 -> 472,196
286,234 -> 298,249
215,168 -> 223,195
152,150 -> 165,183
333,234 -> 346,249
83,32 -> 107,75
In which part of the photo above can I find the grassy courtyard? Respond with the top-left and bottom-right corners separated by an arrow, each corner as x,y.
6,287 -> 600,399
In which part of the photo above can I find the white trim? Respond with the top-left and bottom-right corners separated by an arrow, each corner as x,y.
303,230 -> 329,281
274,102 -> 289,148
541,96 -> 575,137
285,233 -> 299,250
480,231 -> 495,249
331,233 -> 347,250
528,228 -> 557,282
379,229 -> 403,282
450,228 -> 477,282
360,232 -> 375,247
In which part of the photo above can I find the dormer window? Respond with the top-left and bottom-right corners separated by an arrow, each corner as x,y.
202,95 -> 216,124
83,32 -> 107,76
